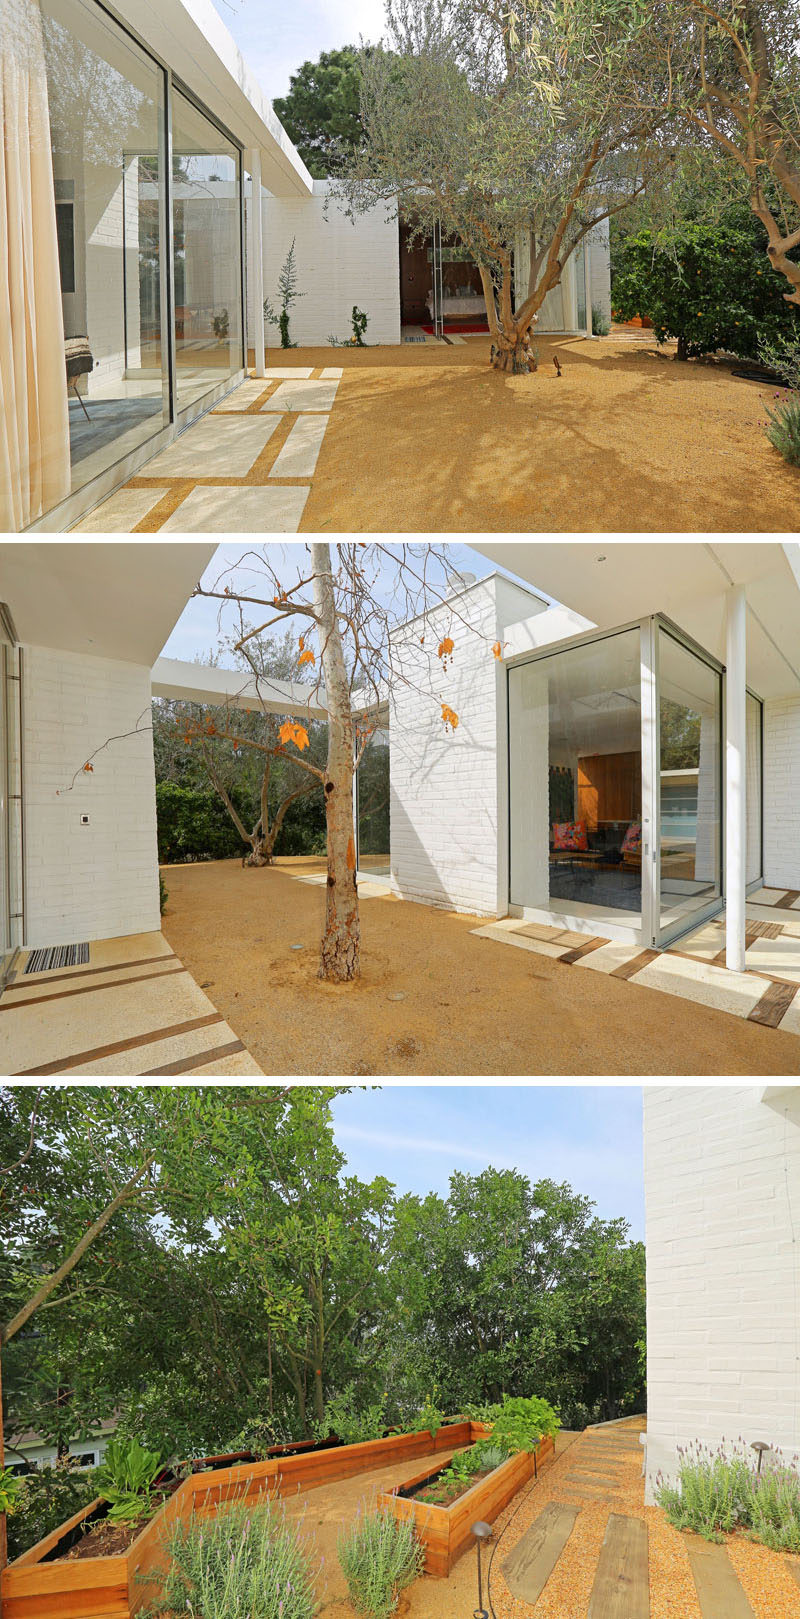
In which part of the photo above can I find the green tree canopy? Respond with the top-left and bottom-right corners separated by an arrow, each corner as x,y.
273,48 -> 366,178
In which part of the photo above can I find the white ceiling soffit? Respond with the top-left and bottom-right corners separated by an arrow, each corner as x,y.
152,657 -> 329,718
123,0 -> 313,197
477,543 -> 800,699
0,543 -> 216,667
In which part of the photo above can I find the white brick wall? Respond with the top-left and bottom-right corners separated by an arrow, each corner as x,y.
22,646 -> 160,947
644,1086 -> 800,1500
255,181 -> 401,348
764,697 -> 800,889
389,577 -> 543,916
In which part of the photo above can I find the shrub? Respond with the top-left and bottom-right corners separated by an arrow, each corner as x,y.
655,1442 -> 755,1541
0,1464 -> 22,1516
155,781 -> 250,863
264,239 -> 303,349
591,303 -> 611,336
95,1436 -> 162,1525
6,1460 -> 99,1560
351,306 -> 369,345
759,334 -> 800,392
750,1465 -> 800,1553
489,1395 -> 560,1454
764,393 -> 800,468
338,1507 -> 423,1619
152,1500 -> 317,1619
611,207 -> 798,361
314,1384 -> 388,1445
158,873 -> 168,915
402,1395 -> 446,1439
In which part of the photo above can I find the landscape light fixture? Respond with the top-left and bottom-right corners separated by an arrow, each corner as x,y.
471,1520 -> 492,1619
751,1440 -> 770,1475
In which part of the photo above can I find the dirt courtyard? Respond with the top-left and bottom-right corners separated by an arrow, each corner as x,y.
285,335 -> 799,533
160,858 -> 799,1076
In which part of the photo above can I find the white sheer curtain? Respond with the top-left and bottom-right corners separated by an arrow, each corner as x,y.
1,0 -> 71,531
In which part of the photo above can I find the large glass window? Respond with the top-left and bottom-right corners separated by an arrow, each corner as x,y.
172,90 -> 243,409
40,0 -> 169,496
658,629 -> 722,936
509,629 -> 642,924
356,728 -> 390,876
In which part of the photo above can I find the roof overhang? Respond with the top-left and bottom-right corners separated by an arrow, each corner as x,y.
477,543 -> 800,699
1,544 -> 216,666
121,0 -> 313,197
152,656 -> 329,718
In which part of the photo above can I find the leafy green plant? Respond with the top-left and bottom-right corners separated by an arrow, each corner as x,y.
5,1460 -> 100,1562
402,1395 -> 445,1439
418,1440 -> 510,1502
489,1395 -> 560,1454
338,1506 -> 423,1619
0,1464 -> 23,1516
212,309 -> 229,341
750,1465 -> 800,1553
655,1443 -> 755,1541
591,303 -> 611,336
351,306 -> 368,345
314,1384 -> 388,1445
760,334 -> 800,393
158,872 -> 168,915
148,1500 -> 317,1619
95,1437 -> 162,1525
264,239 -> 304,348
764,393 -> 800,468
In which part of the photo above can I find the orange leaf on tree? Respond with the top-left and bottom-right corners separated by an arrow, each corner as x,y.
492,641 -> 504,660
441,704 -> 459,731
438,636 -> 454,659
279,719 -> 310,750
82,762 -> 93,773
298,648 -> 316,667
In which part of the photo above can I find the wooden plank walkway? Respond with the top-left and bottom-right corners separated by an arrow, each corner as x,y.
588,1514 -> 649,1619
502,1501 -> 580,1604
684,1536 -> 756,1619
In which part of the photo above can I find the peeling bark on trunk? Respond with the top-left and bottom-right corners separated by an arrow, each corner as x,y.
311,543 -> 360,983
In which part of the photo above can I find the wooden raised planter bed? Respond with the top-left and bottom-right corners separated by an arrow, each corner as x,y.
0,1420 -> 474,1619
378,1428 -> 555,1577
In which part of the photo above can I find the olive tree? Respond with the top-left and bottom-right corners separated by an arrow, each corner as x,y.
336,0 -> 672,372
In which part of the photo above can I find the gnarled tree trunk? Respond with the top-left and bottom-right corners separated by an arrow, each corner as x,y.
311,542 -> 360,983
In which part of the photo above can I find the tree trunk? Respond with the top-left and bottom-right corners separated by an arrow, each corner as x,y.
676,334 -> 688,362
311,543 -> 360,983
490,332 -> 537,374
242,830 -> 273,867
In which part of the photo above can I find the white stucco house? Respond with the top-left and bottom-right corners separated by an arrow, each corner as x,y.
3,0 -> 611,533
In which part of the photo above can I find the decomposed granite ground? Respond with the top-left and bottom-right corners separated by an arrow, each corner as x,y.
159,858 -> 800,1077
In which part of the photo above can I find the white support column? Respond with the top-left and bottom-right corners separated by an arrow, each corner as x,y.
584,233 -> 593,336
247,149 -> 266,378
725,585 -> 747,972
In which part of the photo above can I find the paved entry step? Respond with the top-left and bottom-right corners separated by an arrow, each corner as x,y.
588,1513 -> 649,1619
503,1502 -> 580,1604
685,1535 -> 756,1619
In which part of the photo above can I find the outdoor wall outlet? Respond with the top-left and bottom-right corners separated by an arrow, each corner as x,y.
80,814 -> 90,826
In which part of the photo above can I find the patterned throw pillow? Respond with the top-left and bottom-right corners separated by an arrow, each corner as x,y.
621,821 -> 642,854
552,821 -> 588,851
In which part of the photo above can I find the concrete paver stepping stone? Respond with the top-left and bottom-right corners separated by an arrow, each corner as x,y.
685,1534 -> 756,1619
503,1502 -> 580,1604
143,414 -> 280,477
261,379 -> 339,412
160,485 -> 309,533
588,1514 -> 649,1619
264,366 -> 314,378
72,486 -> 171,531
269,414 -> 329,478
321,367 -> 343,378
212,380 -> 273,411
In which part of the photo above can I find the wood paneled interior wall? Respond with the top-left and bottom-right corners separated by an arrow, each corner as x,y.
577,751 -> 641,830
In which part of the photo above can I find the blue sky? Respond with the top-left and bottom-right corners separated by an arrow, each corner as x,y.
212,0 -> 386,102
329,1086 -> 645,1240
161,542 -> 509,662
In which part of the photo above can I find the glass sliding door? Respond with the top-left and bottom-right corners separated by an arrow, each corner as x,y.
356,728 -> 390,876
40,0 -> 169,500
657,627 -> 722,941
509,628 -> 643,926
172,90 -> 243,410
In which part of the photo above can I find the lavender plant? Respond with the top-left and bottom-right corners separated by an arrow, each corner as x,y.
150,1499 -> 318,1619
655,1440 -> 755,1542
750,1464 -> 800,1553
338,1506 -> 423,1619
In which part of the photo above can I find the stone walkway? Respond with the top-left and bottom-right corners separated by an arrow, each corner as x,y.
0,931 -> 264,1076
72,366 -> 342,533
473,887 -> 800,1039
